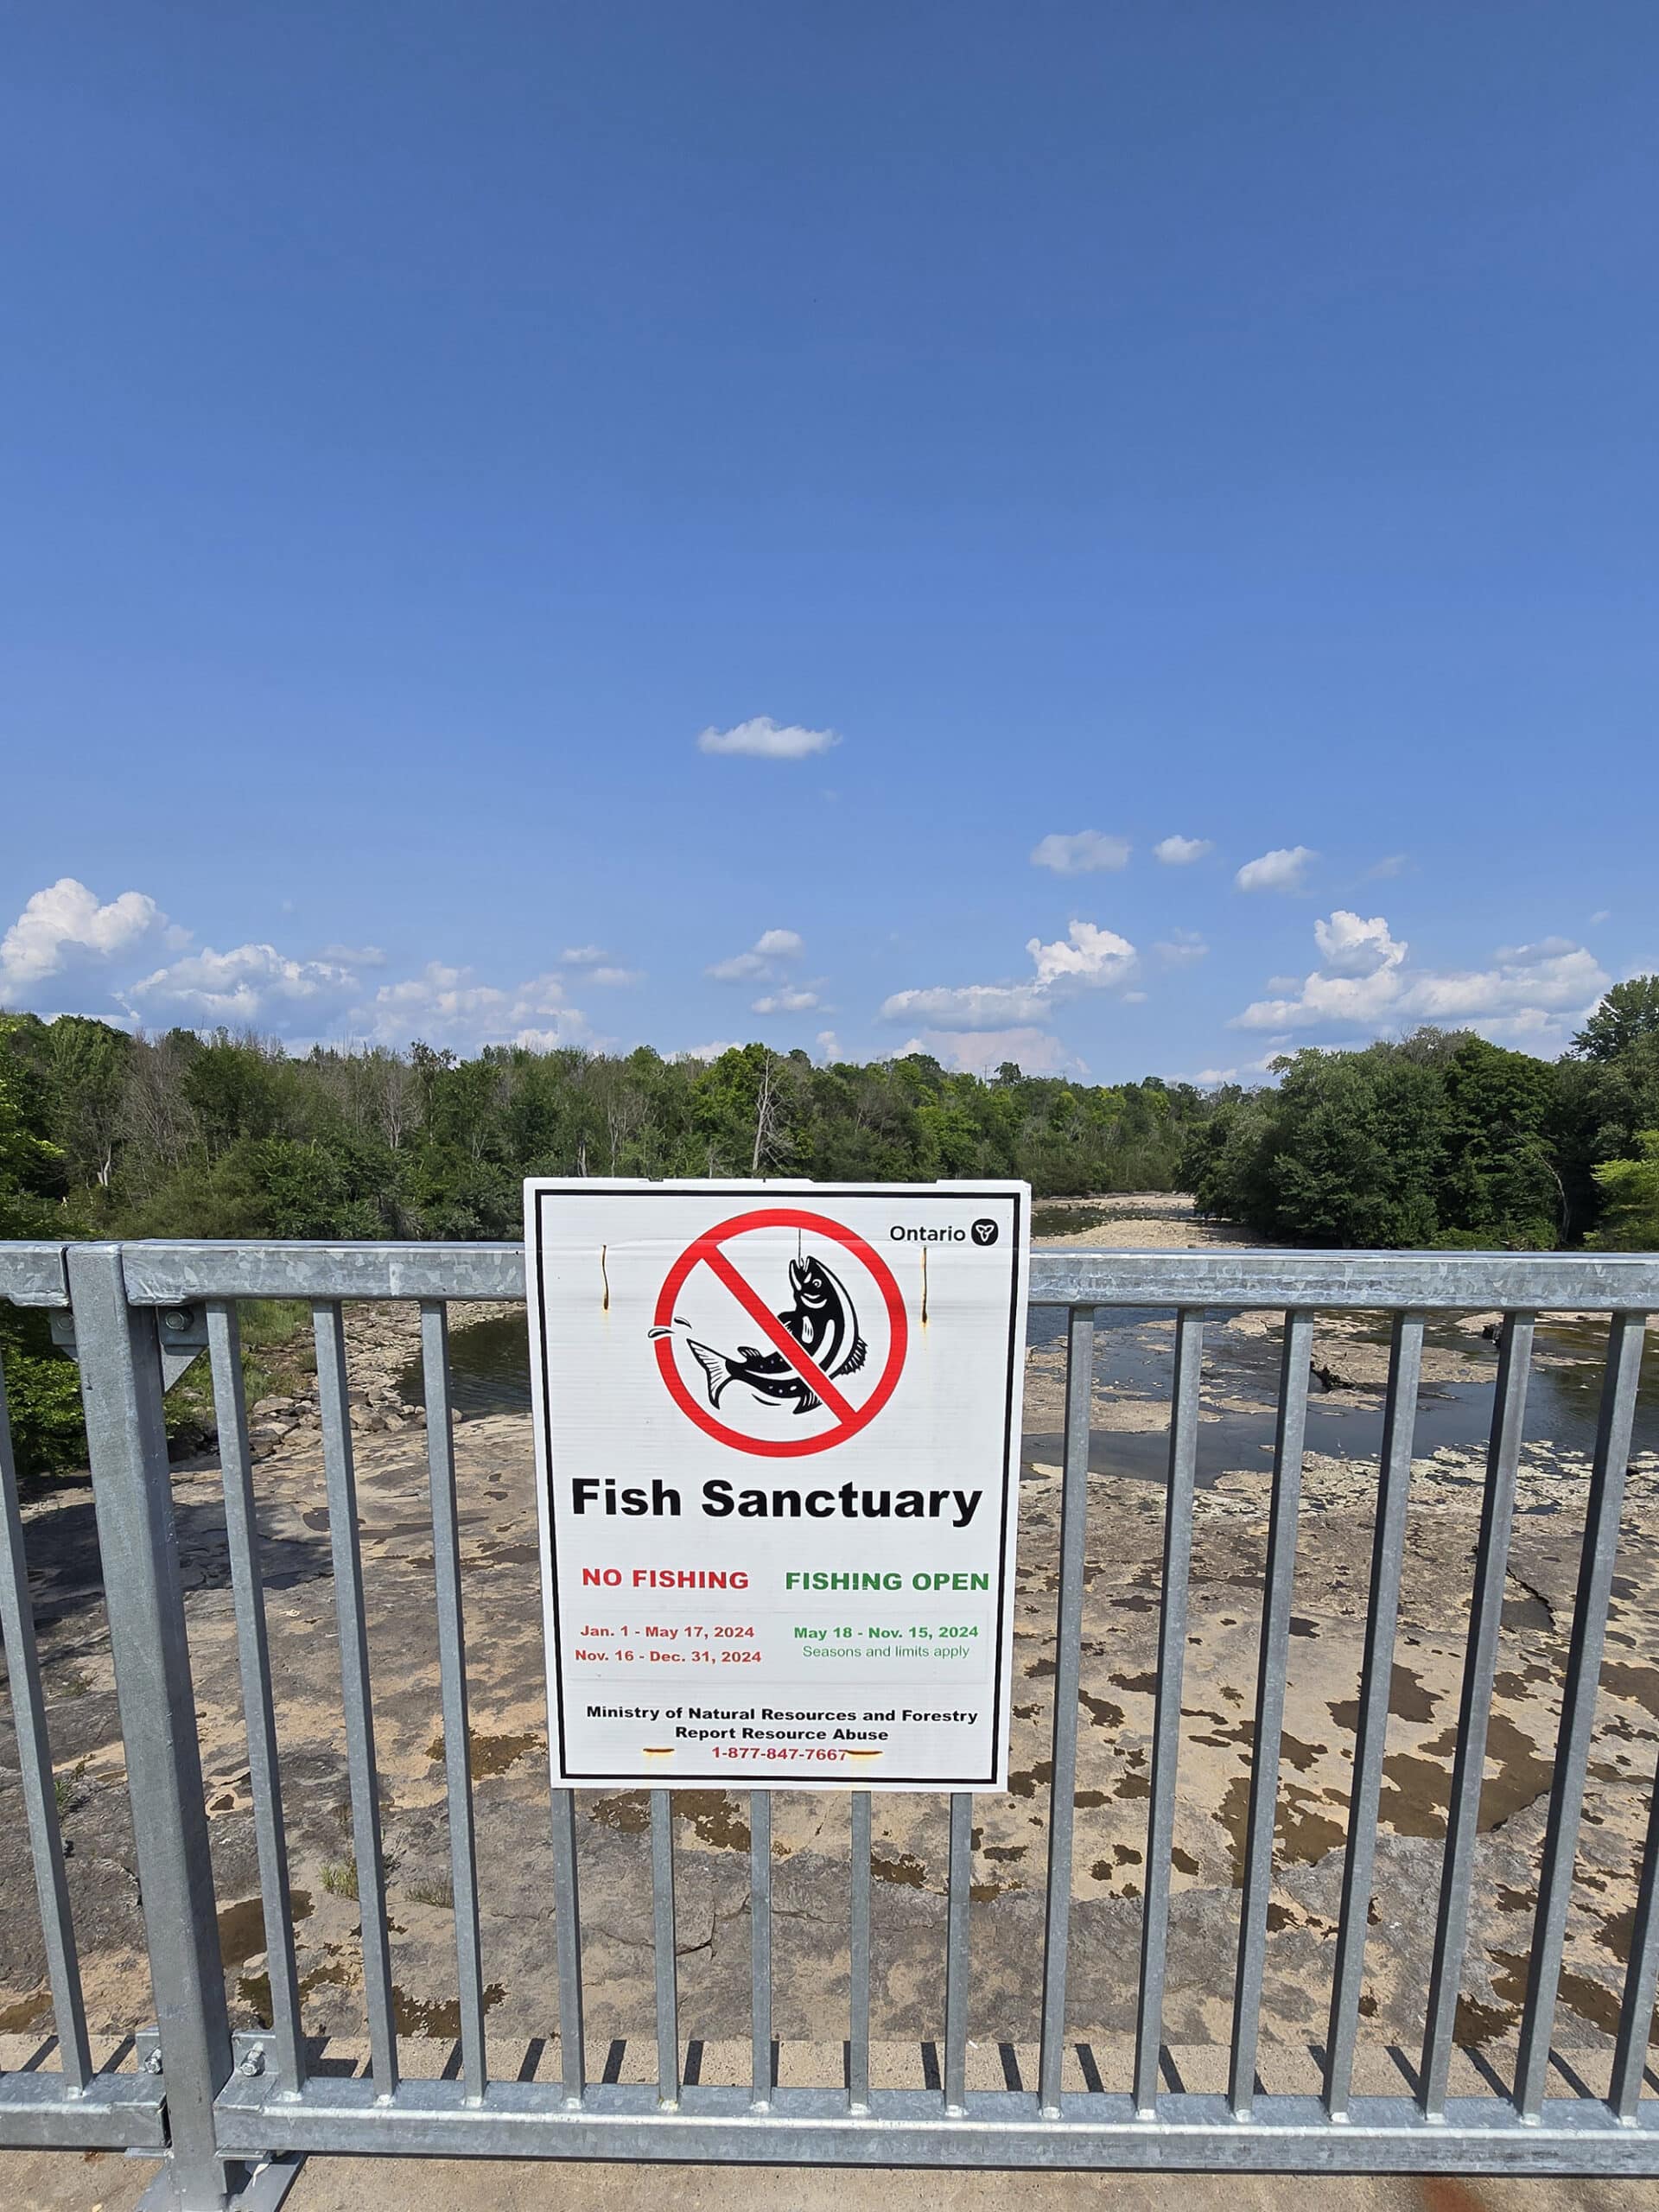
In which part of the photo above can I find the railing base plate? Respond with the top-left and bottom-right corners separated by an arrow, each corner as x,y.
136,2154 -> 303,2212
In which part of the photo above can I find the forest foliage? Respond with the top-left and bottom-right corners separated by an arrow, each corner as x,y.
0,1020 -> 1207,1236
1183,977 -> 1659,1253
2,981 -> 1656,1473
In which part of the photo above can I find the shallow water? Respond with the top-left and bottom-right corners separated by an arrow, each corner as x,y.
410,1302 -> 1657,1488
1029,1202 -> 1132,1239
1020,1306 -> 1659,1488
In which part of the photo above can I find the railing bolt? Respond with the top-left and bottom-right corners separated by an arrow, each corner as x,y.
238,2043 -> 266,2078
162,1306 -> 194,1334
142,2050 -> 164,2075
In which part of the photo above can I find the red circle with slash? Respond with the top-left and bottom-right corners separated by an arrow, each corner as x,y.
652,1206 -> 909,1458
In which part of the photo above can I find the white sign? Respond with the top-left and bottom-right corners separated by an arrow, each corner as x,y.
525,1179 -> 1030,1790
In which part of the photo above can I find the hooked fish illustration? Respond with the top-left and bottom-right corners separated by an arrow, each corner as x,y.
665,1252 -> 867,1416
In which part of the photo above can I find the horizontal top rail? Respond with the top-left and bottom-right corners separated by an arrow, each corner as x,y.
82,1238 -> 1659,1312
1030,1248 -> 1659,1312
115,1241 -> 527,1304
0,1243 -> 71,1307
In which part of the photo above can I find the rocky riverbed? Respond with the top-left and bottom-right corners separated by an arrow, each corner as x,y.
2,1200 -> 1655,2101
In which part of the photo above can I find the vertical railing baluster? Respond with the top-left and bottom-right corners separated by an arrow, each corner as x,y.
1419,1313 -> 1535,2118
550,1787 -> 586,2105
750,1789 -> 772,2107
652,1789 -> 679,2106
1610,1745 -> 1659,2121
944,1791 -> 973,2113
68,1246 -> 232,2209
849,1790 -> 872,2113
205,1300 -> 304,2097
1516,1311 -> 1648,2119
314,1300 -> 398,2098
0,1350 -> 92,2092
1324,1312 -> 1424,2119
1039,1304 -> 1093,2116
420,1301 -> 487,2103
1229,1307 -> 1313,2120
1133,1306 -> 1205,2117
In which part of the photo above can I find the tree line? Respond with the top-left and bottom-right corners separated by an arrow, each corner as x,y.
2,983 -> 1656,1473
0,1020 -> 1205,1237
1181,977 -> 1659,1253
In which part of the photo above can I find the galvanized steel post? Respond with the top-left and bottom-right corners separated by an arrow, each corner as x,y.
68,1245 -> 236,2210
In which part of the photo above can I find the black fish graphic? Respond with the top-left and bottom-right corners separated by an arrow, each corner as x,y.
677,1253 -> 867,1416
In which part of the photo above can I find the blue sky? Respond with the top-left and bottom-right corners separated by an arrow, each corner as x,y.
2,3 -> 1654,1082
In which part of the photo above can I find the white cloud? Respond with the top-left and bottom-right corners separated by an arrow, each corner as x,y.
1366,853 -> 1409,880
1236,845 -> 1316,893
1030,830 -> 1130,875
899,1027 -> 1077,1076
1153,836 -> 1213,867
815,1030 -> 842,1063
1492,935 -> 1577,963
697,716 -> 840,760
1233,910 -> 1408,1031
880,982 -> 1052,1029
708,928 -> 804,983
1313,910 -> 1406,978
1234,972 -> 1398,1029
752,988 -> 823,1014
1405,944 -> 1608,1026
0,877 -> 171,997
0,880 -> 625,1055
1027,920 -> 1136,988
558,946 -> 639,982
880,918 -> 1139,1039
1232,912 -> 1611,1046
129,943 -> 358,1023
677,1039 -> 741,1063
1154,929 -> 1208,967
364,963 -> 595,1052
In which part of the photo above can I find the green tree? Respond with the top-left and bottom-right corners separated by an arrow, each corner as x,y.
35,1015 -> 135,1192
0,1052 -> 61,1234
1185,1046 -> 1444,1247
0,1055 -> 86,1475
181,1032 -> 287,1156
1435,1035 -> 1559,1247
1572,976 -> 1659,1063
1263,1049 -> 1443,1247
1586,1133 -> 1659,1251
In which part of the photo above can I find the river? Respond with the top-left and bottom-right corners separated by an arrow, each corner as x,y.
403,1301 -> 1657,1493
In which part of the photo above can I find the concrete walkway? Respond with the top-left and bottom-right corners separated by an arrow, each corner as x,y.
5,2150 -> 1659,2211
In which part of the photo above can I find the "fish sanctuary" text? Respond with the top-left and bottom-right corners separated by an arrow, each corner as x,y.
569,1477 -> 983,1528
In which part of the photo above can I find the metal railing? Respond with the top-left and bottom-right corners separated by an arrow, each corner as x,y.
0,1245 -> 168,2156
1,1238 -> 1657,2207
